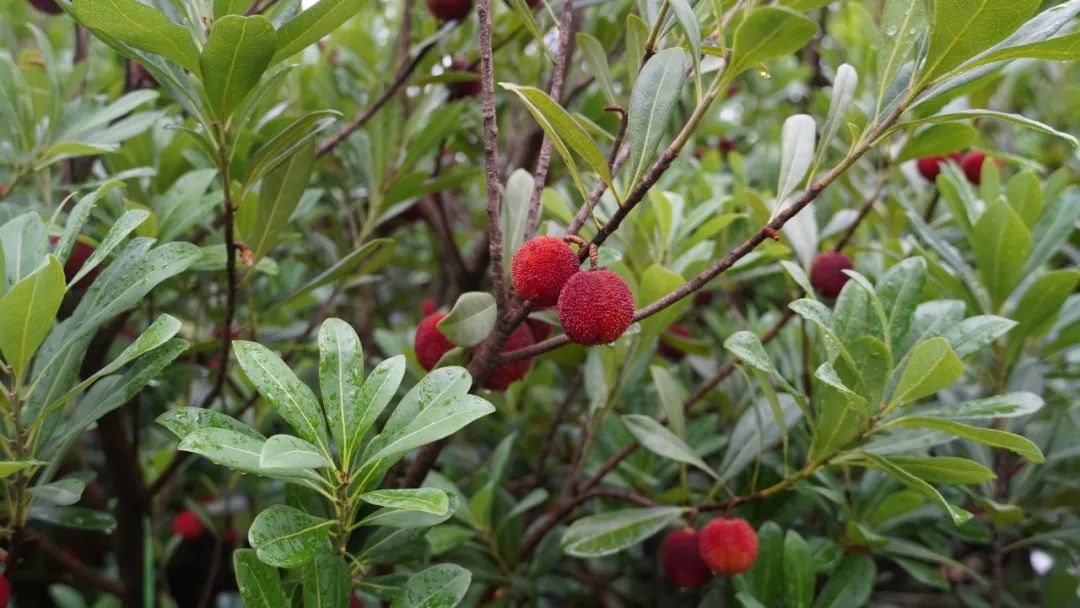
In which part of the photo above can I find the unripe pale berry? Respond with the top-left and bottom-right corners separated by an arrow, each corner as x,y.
414,313 -> 454,371
660,528 -> 711,588
172,509 -> 206,542
959,151 -> 1000,185
481,323 -> 534,391
698,518 -> 758,575
557,269 -> 634,345
511,236 -> 580,306
426,0 -> 471,20
809,252 -> 853,299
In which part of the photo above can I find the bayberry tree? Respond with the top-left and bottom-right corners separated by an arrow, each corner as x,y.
1,0 -> 1080,606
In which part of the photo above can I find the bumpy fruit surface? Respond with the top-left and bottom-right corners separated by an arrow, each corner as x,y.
414,313 -> 454,371
447,59 -> 481,100
660,528 -> 712,588
511,236 -> 580,306
658,325 -> 692,361
959,151 -> 999,184
481,323 -> 535,391
809,252 -> 853,299
426,0 -> 472,20
557,269 -> 634,345
172,509 -> 206,541
699,518 -> 758,575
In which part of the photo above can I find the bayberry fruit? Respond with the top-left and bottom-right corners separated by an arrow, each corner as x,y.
0,572 -> 9,608
660,528 -> 711,588
511,236 -> 580,306
172,509 -> 206,542
480,323 -> 534,391
698,518 -> 758,575
426,0 -> 471,20
557,269 -> 634,345
959,151 -> 1000,185
809,252 -> 853,299
414,313 -> 454,371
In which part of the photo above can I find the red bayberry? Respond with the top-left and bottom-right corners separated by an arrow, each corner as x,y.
916,155 -> 948,182
130,62 -> 157,89
414,313 -> 455,371
809,252 -> 853,299
511,236 -> 581,306
29,0 -> 62,14
172,509 -> 206,542
660,528 -> 712,588
420,297 -> 438,316
447,59 -> 481,100
718,137 -> 735,154
350,595 -> 365,608
557,269 -> 635,345
0,572 -> 9,608
698,518 -> 758,575
480,323 -> 534,391
526,317 -> 553,342
658,325 -> 692,361
959,151 -> 1000,185
426,0 -> 472,20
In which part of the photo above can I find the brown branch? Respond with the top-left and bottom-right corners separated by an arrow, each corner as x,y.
524,0 -> 575,240
18,529 -> 125,597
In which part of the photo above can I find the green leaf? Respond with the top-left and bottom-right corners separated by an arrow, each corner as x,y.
234,340 -> 327,447
812,63 -> 857,172
318,318 -> 364,466
893,417 -> 1045,463
668,0 -> 700,94
940,315 -> 1016,358
921,0 -> 1040,81
1005,170 -> 1042,228
301,542 -> 350,608
784,530 -> 814,608
638,264 -> 691,351
28,478 -> 85,506
157,407 -> 265,441
916,392 -> 1043,420
813,554 -> 875,608
501,83 -> 616,202
719,394 -> 804,481
1010,270 -> 1080,345
724,331 -> 775,375
0,460 -> 46,479
389,563 -> 471,608
71,0 -> 201,74
890,337 -> 963,405
895,110 -> 1078,147
346,355 -> 406,469
246,111 -> 340,190
776,114 -> 816,205
179,427 -> 264,471
260,434 -> 331,470
68,209 -> 149,287
561,507 -> 683,558
875,0 -> 925,115
811,371 -> 870,462
234,548 -> 288,607
898,123 -> 977,162
576,33 -> 616,104
973,201 -> 1032,307
876,257 -> 927,351
626,47 -> 691,190
359,488 -> 450,516
856,453 -> 972,526
1026,189 -> 1080,274
240,137 -> 315,262
621,414 -> 719,479
274,238 -> 393,307
358,506 -> 452,529
729,7 -> 818,76
272,0 -> 362,64
31,504 -> 116,532
437,292 -> 497,348
747,522 -> 784,606
962,30 -> 1080,71
201,15 -> 277,120
363,393 -> 494,467
884,456 -> 996,484
649,365 -> 685,438
249,505 -> 333,568
0,256 -> 65,379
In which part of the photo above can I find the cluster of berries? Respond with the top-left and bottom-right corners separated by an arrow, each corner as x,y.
414,309 -> 539,391
917,150 -> 998,185
661,518 -> 759,588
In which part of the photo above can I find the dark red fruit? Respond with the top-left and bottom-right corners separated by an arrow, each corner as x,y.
959,151 -> 1000,185
698,518 -> 758,576
526,317 -> 553,342
130,62 -> 157,89
916,156 -> 948,182
426,0 -> 472,20
420,297 -> 438,316
212,323 -> 241,340
350,595 -> 365,608
809,252 -> 853,299
29,0 -> 62,14
447,59 -> 481,100
557,269 -> 635,345
511,236 -> 580,306
0,572 -> 9,608
658,325 -> 692,361
718,137 -> 735,154
414,313 -> 455,371
660,528 -> 711,588
480,324 -> 534,391
172,509 -> 206,542
693,290 -> 714,307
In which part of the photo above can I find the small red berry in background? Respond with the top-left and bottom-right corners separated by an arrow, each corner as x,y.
718,137 -> 736,154
658,325 -> 692,361
172,509 -> 206,542
660,528 -> 712,588
447,59 -> 481,100
414,313 -> 454,371
916,155 -> 949,182
959,151 -> 1001,185
511,236 -> 581,306
481,323 -> 534,391
350,593 -> 365,608
0,571 -> 10,607
698,518 -> 759,575
420,296 -> 438,316
557,269 -> 635,345
426,0 -> 472,20
809,252 -> 854,299
29,0 -> 62,14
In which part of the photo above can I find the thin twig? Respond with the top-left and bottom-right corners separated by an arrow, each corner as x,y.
19,529 -> 125,596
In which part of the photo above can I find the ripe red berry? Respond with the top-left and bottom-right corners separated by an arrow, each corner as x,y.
557,269 -> 635,345
660,528 -> 711,588
916,156 -> 948,182
0,572 -> 9,608
511,236 -> 581,306
480,323 -> 534,391
29,0 -> 62,14
698,518 -> 758,576
414,313 -> 454,371
658,325 -> 692,361
959,151 -> 1000,185
426,0 -> 472,20
420,297 -> 438,317
526,317 -> 553,342
350,594 -> 365,608
447,59 -> 481,100
718,137 -> 736,154
172,509 -> 206,542
809,252 -> 853,299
